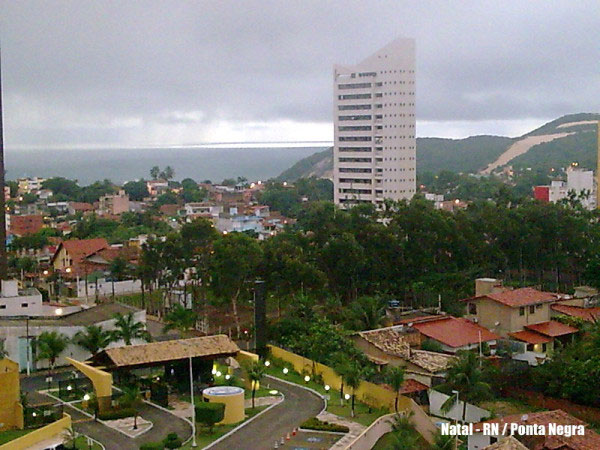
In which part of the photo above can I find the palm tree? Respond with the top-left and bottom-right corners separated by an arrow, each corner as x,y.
150,166 -> 160,180
112,312 -> 151,345
386,366 -> 405,413
348,296 -> 386,330
331,353 -> 351,405
34,331 -> 69,374
344,363 -> 363,418
441,351 -> 492,422
389,413 -> 420,450
163,303 -> 197,336
245,361 -> 266,409
73,325 -> 115,358
119,384 -> 143,429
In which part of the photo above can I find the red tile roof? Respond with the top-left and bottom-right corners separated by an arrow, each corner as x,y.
394,315 -> 442,325
552,304 -> 600,322
524,320 -> 579,337
399,379 -> 429,394
411,316 -> 500,348
483,287 -> 559,308
9,215 -> 44,236
52,238 -> 109,275
69,202 -> 94,211
508,330 -> 551,345
474,410 -> 600,450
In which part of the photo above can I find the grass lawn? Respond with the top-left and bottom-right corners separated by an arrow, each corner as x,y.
264,365 -> 387,427
0,429 -> 33,445
73,435 -> 103,450
479,397 -> 546,417
180,405 -> 268,449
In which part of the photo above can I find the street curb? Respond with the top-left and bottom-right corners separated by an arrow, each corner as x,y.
265,374 -> 328,415
141,398 -> 195,447
203,392 -> 284,450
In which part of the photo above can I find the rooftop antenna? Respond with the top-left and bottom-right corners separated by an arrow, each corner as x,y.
0,43 -> 7,280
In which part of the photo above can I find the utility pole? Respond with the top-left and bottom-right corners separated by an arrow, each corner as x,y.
0,44 -> 7,280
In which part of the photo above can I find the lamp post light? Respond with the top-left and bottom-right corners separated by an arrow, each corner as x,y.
282,367 -> 288,375
188,356 -> 197,448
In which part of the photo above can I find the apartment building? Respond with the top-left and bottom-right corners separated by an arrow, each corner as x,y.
333,38 -> 416,207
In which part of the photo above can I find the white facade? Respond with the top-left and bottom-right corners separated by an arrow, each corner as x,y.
0,280 -> 44,317
75,278 -> 142,299
546,167 -> 597,210
333,38 -> 416,207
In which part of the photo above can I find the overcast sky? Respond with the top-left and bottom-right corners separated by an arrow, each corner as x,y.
0,0 -> 599,149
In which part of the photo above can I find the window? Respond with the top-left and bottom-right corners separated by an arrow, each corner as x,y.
529,305 -> 535,314
339,136 -> 371,142
468,303 -> 477,315
0,304 -> 5,309
542,343 -> 547,352
519,307 -> 525,316
338,82 -> 372,89
527,344 -> 534,351
339,115 -> 371,121
339,168 -> 372,173
21,303 -> 28,308
338,147 -> 371,152
338,104 -> 372,111
338,126 -> 372,131
338,93 -> 371,100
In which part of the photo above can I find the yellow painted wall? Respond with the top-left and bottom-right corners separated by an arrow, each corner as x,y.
0,358 -> 24,431
235,350 -> 259,390
66,358 -> 113,412
268,345 -> 410,413
0,413 -> 71,450
203,389 -> 245,424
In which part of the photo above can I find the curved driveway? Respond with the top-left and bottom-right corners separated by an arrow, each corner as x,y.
210,375 -> 325,450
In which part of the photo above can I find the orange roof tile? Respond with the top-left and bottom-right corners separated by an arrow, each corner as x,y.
508,330 -> 551,345
411,316 -> 500,348
524,320 -> 579,337
69,202 -> 94,211
551,304 -> 600,322
474,410 -> 600,450
9,215 -> 44,236
399,379 -> 429,394
483,287 -> 558,308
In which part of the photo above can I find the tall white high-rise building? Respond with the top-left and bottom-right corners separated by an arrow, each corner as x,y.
333,38 -> 416,207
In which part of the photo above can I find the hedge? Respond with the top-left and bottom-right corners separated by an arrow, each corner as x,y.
300,417 -> 349,433
99,407 -> 137,421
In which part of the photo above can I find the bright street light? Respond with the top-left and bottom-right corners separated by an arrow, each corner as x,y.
264,360 -> 271,367
282,367 -> 288,375
344,394 -> 351,400
304,375 -> 310,382
83,394 -> 90,401
324,385 -> 330,391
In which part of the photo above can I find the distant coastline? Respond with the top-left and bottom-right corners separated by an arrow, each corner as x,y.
5,146 -> 327,184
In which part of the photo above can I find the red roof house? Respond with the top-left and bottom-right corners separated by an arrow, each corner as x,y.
410,316 -> 500,352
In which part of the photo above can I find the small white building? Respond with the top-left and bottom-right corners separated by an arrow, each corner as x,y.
0,280 -> 44,317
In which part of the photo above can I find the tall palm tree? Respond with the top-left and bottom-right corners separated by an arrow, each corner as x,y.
386,366 -> 405,413
119,384 -> 143,429
73,325 -> 115,358
245,361 -> 266,409
163,303 -> 197,336
34,331 -> 69,374
441,351 -> 492,422
344,363 -> 363,418
348,296 -> 386,330
111,312 -> 151,345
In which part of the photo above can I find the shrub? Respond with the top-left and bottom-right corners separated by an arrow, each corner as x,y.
421,339 -> 443,353
139,443 -> 164,450
163,432 -> 182,449
195,402 -> 225,433
300,417 -> 349,433
99,407 -> 136,420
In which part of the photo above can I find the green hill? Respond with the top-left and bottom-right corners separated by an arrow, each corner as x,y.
277,114 -> 600,180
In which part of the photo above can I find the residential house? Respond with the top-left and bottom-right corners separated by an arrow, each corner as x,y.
17,177 -> 46,194
469,410 -> 600,450
98,190 -> 130,215
8,215 -> 44,237
551,303 -> 600,323
409,315 -> 500,354
51,238 -> 109,276
462,283 -> 578,362
67,202 -> 94,216
146,180 -> 169,197
159,204 -> 180,217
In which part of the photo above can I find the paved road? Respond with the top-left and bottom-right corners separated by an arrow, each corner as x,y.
210,375 -> 325,450
22,373 -> 192,450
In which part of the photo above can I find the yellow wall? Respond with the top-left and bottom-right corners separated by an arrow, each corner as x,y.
470,298 -> 553,337
66,358 -> 113,412
0,359 -> 24,431
203,389 -> 245,425
52,246 -> 70,271
235,350 -> 259,390
268,345 -> 410,413
0,414 -> 71,450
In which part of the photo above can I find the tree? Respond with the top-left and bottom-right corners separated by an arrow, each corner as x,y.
389,413 -> 420,450
344,363 -> 363,417
123,180 -> 148,201
73,325 -> 115,358
163,304 -> 197,335
245,361 -> 266,409
195,402 -> 225,433
441,351 -> 492,422
331,353 -> 351,405
111,312 -> 151,345
346,296 -> 386,331
109,256 -> 129,299
0,338 -> 7,359
35,331 -> 69,373
386,366 -> 405,413
160,166 -> 175,180
119,384 -> 143,429
150,166 -> 160,180
210,233 -> 262,334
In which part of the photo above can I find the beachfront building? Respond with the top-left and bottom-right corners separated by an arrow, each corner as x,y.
333,38 -> 416,208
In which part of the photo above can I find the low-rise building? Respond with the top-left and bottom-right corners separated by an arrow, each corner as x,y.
51,238 -> 109,276
146,180 -> 170,197
17,177 -> 46,194
98,190 -> 130,215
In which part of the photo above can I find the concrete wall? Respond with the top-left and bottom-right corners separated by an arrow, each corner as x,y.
0,359 -> 24,430
346,413 -> 396,450
268,345 -> 410,412
429,390 -> 490,423
0,413 -> 71,450
0,291 -> 43,317
76,278 -> 142,298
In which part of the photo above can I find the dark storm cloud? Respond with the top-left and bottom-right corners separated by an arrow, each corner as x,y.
0,0 -> 599,147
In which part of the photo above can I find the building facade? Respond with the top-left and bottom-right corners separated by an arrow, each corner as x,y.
333,38 -> 416,207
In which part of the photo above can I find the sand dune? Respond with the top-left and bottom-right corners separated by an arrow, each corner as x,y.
480,132 -> 573,174
556,120 -> 598,129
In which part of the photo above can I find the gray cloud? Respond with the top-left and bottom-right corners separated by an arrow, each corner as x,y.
0,0 -> 599,147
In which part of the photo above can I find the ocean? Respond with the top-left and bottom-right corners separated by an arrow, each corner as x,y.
5,146 -> 327,185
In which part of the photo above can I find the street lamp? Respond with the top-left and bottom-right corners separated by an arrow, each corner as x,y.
304,375 -> 310,383
55,308 -> 63,316
282,367 -> 288,375
264,360 -> 270,367
324,385 -> 330,392
188,357 -> 197,448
